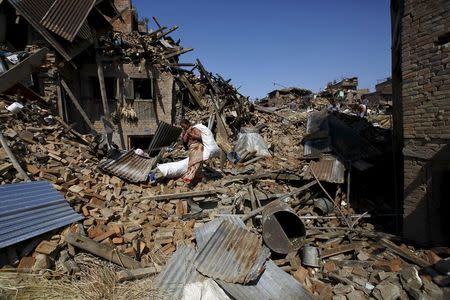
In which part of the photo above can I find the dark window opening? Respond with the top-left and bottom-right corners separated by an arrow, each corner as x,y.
129,135 -> 153,150
133,78 -> 152,100
436,32 -> 450,46
91,76 -> 116,100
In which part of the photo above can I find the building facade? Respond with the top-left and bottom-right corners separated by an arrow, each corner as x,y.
392,0 -> 450,245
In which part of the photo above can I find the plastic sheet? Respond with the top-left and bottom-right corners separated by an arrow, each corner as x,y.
233,130 -> 271,159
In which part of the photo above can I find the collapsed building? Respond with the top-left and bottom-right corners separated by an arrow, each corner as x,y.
0,0 -> 448,299
363,78 -> 393,111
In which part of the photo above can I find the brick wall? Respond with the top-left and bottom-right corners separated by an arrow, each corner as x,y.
397,0 -> 450,245
112,0 -> 136,33
70,61 -> 175,149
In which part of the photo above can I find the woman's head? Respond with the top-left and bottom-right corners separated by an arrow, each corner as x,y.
180,118 -> 191,130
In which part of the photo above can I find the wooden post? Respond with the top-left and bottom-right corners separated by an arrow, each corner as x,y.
0,130 -> 30,181
66,233 -> 141,269
60,79 -> 95,132
56,76 -> 64,119
96,56 -> 110,118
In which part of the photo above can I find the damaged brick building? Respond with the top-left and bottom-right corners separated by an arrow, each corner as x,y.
0,0 -> 186,150
392,0 -> 450,245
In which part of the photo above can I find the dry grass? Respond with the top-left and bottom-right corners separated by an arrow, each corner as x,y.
0,254 -> 167,300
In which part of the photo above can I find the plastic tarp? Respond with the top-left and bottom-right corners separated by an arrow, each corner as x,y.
182,279 -> 231,300
233,128 -> 271,159
156,124 -> 220,178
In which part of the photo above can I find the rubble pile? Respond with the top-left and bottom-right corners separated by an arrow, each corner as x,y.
1,92 -> 448,299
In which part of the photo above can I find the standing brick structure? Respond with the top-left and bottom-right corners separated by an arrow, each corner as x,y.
391,0 -> 450,245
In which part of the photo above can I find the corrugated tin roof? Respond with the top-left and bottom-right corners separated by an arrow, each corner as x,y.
41,0 -> 95,42
153,245 -> 206,299
7,0 -> 94,61
0,181 -> 83,249
147,122 -> 182,153
304,111 -> 332,158
217,260 -> 314,300
99,150 -> 156,183
304,156 -> 345,184
194,220 -> 270,284
194,215 -> 245,249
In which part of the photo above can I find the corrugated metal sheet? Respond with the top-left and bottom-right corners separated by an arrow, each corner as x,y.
7,0 -> 94,61
217,260 -> 315,300
194,220 -> 270,284
195,216 -> 245,249
304,111 -> 332,157
99,150 -> 157,183
0,181 -> 83,249
304,156 -> 345,184
147,122 -> 182,152
41,0 -> 95,42
153,245 -> 205,299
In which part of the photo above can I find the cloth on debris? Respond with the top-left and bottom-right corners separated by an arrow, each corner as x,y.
181,125 -> 204,183
232,128 -> 271,161
182,279 -> 231,300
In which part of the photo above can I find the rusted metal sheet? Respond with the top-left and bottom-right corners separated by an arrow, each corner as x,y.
261,200 -> 306,254
162,218 -> 313,300
147,122 -> 182,152
304,156 -> 345,184
217,260 -> 315,300
194,220 -> 270,284
194,215 -> 245,249
41,0 -> 95,42
99,150 -> 156,182
7,0 -> 94,61
153,245 -> 206,299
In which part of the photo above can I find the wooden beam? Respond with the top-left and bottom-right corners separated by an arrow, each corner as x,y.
66,233 -> 141,269
178,75 -> 204,108
0,48 -> 48,93
241,181 -> 316,221
321,242 -> 365,258
56,77 -> 64,119
379,238 -> 429,268
95,57 -> 110,118
196,59 -> 220,95
152,16 -> 162,29
141,190 -> 218,201
60,79 -> 95,132
116,267 -> 158,282
156,26 -> 178,40
165,47 -> 193,59
0,130 -> 30,181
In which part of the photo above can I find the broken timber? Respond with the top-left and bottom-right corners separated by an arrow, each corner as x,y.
141,190 -> 218,201
66,233 -> 141,269
0,48 -> 48,93
60,79 -> 96,132
0,130 -> 31,181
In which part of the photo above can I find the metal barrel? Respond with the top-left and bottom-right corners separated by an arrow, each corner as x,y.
261,200 -> 306,254
300,245 -> 321,267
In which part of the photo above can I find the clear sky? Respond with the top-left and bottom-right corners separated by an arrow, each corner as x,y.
132,0 -> 391,99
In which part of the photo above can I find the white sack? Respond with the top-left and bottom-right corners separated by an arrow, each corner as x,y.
157,158 -> 188,178
182,279 -> 231,300
193,123 -> 220,160
156,124 -> 220,179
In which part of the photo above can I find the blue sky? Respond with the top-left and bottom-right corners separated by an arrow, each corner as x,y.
133,0 -> 391,99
